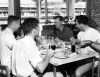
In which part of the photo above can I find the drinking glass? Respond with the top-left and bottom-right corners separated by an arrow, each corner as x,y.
51,45 -> 56,50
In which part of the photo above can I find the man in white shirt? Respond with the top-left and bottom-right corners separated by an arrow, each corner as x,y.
74,15 -> 100,77
0,15 -> 20,71
12,18 -> 56,77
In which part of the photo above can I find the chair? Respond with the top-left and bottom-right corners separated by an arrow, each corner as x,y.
43,72 -> 64,77
0,65 -> 10,77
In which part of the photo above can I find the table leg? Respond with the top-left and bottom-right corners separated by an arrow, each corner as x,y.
92,57 -> 95,77
97,56 -> 100,77
53,66 -> 56,77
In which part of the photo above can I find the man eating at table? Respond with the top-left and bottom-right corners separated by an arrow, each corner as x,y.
12,18 -> 63,77
53,15 -> 75,45
53,15 -> 75,77
73,15 -> 100,77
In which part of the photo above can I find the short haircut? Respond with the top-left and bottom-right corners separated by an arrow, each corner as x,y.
75,15 -> 88,25
8,15 -> 20,25
22,18 -> 38,35
54,16 -> 63,21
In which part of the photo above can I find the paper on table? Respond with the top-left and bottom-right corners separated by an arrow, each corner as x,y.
68,52 -> 77,58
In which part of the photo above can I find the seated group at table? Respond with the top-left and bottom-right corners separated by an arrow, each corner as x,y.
0,15 -> 63,77
0,15 -> 100,77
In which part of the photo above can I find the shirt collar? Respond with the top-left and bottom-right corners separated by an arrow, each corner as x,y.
24,35 -> 36,44
6,28 -> 13,34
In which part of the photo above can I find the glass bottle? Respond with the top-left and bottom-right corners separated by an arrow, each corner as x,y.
71,44 -> 75,53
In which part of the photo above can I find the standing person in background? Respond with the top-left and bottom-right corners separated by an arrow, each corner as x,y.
0,15 -> 20,71
12,18 -> 63,77
74,15 -> 100,77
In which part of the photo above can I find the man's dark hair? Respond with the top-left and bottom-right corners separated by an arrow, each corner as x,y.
22,18 -> 38,35
75,15 -> 88,25
54,16 -> 63,21
8,15 -> 20,25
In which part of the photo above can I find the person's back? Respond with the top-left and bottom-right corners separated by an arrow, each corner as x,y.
12,18 -> 57,77
12,36 -> 41,77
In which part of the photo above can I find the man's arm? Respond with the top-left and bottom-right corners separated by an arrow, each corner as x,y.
90,42 -> 100,52
67,37 -> 80,45
65,27 -> 74,44
69,37 -> 76,45
90,39 -> 100,53
79,39 -> 100,53
36,49 -> 54,73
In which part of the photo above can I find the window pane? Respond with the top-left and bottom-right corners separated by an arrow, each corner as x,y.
75,0 -> 86,16
0,0 -> 8,25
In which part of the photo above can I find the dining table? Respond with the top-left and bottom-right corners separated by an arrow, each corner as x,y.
40,46 -> 98,77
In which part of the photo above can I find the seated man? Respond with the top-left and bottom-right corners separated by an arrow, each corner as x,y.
53,16 -> 74,45
73,15 -> 100,77
12,18 -> 63,77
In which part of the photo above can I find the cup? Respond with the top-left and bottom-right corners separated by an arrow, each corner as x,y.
71,45 -> 75,53
51,45 -> 56,50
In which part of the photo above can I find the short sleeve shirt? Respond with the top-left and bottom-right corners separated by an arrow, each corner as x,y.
12,36 -> 43,77
56,26 -> 73,41
0,28 -> 16,70
77,28 -> 100,54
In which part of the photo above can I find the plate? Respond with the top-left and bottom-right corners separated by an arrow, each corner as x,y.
54,52 -> 67,59
54,48 -> 70,53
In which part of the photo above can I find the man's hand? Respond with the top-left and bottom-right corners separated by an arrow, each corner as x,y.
79,40 -> 92,48
70,37 -> 76,45
55,38 -> 62,43
46,49 -> 54,58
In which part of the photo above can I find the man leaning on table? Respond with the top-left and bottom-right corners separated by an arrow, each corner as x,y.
73,15 -> 100,77
53,15 -> 75,77
12,18 -> 63,77
53,15 -> 75,44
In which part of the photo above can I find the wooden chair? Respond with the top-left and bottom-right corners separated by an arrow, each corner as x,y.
0,65 -> 10,77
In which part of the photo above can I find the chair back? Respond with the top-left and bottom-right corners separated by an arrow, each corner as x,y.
0,65 -> 10,77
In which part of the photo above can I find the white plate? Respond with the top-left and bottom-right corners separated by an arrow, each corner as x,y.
54,52 -> 67,59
